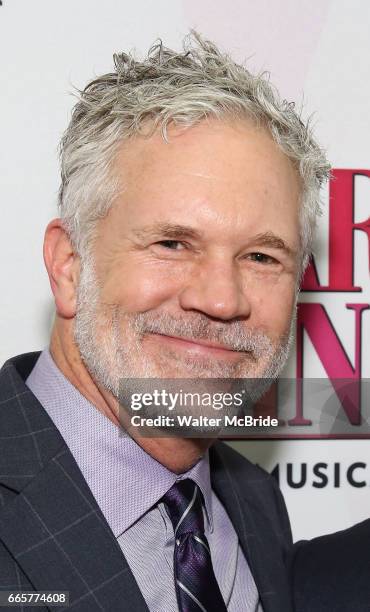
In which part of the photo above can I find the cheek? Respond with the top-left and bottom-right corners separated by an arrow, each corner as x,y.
98,259 -> 184,312
250,281 -> 296,337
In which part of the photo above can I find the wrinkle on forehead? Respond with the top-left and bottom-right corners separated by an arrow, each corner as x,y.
180,171 -> 221,180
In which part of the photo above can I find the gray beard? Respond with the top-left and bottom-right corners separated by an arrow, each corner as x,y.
74,256 -> 296,406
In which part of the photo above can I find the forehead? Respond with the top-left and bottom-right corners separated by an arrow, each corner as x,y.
118,117 -> 299,182
111,118 -> 301,242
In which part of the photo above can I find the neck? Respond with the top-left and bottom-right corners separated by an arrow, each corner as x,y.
49,317 -> 212,473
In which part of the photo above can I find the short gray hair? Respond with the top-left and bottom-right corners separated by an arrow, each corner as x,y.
58,31 -> 330,273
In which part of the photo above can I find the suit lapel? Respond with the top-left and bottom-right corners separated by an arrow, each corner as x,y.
210,442 -> 292,612
0,355 -> 148,611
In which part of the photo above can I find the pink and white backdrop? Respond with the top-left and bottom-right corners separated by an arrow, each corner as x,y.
1,0 -> 369,540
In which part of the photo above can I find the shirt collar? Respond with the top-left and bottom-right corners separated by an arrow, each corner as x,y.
26,349 -> 213,537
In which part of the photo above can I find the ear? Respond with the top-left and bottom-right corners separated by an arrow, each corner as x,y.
43,219 -> 80,318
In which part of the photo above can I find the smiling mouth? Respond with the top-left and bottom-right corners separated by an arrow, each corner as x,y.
145,332 -> 251,360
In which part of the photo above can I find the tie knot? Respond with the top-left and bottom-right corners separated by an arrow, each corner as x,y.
163,479 -> 204,537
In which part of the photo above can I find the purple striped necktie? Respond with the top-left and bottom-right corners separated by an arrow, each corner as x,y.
163,479 -> 228,612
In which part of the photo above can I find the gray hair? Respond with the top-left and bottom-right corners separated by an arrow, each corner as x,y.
58,31 -> 330,274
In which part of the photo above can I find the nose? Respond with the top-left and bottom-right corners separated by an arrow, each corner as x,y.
178,257 -> 251,321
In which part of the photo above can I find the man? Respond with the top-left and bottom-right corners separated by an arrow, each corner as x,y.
0,33 -> 329,611
291,521 -> 370,611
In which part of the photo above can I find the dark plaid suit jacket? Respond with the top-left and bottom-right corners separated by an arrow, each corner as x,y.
0,352 -> 293,611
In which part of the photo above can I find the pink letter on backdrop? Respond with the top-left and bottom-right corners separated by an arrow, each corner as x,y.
302,169 -> 370,292
290,303 -> 370,426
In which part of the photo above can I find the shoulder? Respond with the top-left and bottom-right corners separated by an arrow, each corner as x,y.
0,352 -> 65,493
0,352 -> 44,430
0,352 -> 41,411
211,439 -> 279,486
292,519 -> 370,611
210,441 -> 291,540
293,518 -> 370,572
0,352 -> 40,432
0,352 -> 41,382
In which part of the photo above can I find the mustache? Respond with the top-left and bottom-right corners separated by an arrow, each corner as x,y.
128,311 -> 276,358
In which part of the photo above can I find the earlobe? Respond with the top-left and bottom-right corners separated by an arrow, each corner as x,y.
43,219 -> 80,319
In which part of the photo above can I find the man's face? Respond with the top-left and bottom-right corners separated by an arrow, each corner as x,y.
74,118 -> 301,392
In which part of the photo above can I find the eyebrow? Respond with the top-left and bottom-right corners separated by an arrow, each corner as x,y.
251,231 -> 297,257
133,224 -> 296,257
132,223 -> 204,242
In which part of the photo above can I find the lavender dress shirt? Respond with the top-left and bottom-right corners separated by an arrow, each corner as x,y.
26,350 -> 262,611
